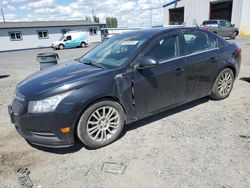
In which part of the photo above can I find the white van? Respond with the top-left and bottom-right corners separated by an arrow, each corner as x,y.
52,31 -> 88,50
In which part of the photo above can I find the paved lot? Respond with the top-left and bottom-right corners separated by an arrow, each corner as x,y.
0,38 -> 250,188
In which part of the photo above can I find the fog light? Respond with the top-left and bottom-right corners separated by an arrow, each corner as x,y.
60,127 -> 70,133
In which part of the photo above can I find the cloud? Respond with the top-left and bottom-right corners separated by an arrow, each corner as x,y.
2,0 -> 165,27
26,0 -> 55,9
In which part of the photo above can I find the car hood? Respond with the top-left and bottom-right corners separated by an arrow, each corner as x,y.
16,60 -> 112,100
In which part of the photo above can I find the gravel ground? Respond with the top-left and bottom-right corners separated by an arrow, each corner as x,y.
0,38 -> 250,188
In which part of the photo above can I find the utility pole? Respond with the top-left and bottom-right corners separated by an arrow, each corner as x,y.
1,0 -> 5,22
149,7 -> 152,27
92,9 -> 95,22
143,6 -> 161,27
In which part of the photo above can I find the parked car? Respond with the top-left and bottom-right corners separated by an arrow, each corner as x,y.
8,27 -> 241,149
201,20 -> 239,39
52,31 -> 88,50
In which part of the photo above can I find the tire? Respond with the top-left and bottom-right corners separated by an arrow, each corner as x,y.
80,42 -> 87,48
230,31 -> 237,39
59,44 -> 64,50
77,100 -> 125,149
210,68 -> 235,100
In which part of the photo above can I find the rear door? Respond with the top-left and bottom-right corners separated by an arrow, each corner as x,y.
180,29 -> 220,102
132,32 -> 186,117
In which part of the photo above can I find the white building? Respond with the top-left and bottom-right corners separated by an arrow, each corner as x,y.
0,20 -> 105,52
163,0 -> 250,35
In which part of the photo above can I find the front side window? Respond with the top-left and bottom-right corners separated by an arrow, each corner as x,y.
37,30 -> 48,39
219,21 -> 226,27
89,27 -> 97,35
80,34 -> 149,67
66,36 -> 72,41
225,21 -> 231,28
182,30 -> 218,54
9,31 -> 22,41
145,34 -> 180,62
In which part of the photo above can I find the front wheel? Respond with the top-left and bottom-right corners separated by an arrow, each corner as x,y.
210,68 -> 235,100
59,44 -> 64,50
77,100 -> 125,149
230,31 -> 237,39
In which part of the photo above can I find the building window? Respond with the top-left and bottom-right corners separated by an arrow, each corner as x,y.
89,27 -> 97,35
61,29 -> 71,35
9,31 -> 22,41
37,30 -> 49,39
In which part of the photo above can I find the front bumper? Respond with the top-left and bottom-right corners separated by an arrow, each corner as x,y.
51,44 -> 59,49
8,99 -> 75,148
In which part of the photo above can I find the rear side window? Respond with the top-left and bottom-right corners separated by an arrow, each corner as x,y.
182,30 -> 218,54
202,21 -> 218,26
145,34 -> 180,62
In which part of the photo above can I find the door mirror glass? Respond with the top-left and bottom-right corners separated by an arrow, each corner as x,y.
136,56 -> 159,69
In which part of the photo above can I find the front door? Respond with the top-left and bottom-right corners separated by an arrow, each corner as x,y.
132,32 -> 186,117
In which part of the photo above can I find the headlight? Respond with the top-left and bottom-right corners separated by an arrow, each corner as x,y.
28,91 -> 72,113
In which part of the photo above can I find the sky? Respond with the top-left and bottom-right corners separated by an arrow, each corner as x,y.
0,0 -> 169,27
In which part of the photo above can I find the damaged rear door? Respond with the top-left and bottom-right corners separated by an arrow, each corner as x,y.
132,32 -> 186,117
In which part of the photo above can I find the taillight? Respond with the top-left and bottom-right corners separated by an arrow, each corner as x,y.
237,47 -> 242,55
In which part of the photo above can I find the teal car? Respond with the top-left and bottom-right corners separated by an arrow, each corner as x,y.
52,31 -> 88,50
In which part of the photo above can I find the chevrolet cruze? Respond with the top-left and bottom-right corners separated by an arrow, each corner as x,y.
8,27 -> 241,149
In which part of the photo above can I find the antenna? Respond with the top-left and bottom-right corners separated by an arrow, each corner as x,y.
0,0 -> 5,22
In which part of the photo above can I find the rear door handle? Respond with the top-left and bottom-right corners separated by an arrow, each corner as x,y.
209,57 -> 218,63
175,68 -> 184,75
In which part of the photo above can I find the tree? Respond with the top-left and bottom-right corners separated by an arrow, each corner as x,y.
106,17 -> 118,28
93,16 -> 100,23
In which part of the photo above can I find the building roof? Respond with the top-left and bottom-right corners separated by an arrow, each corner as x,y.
0,20 -> 103,29
162,0 -> 181,8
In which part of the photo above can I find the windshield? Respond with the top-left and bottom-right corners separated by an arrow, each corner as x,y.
59,36 -> 65,41
80,34 -> 149,67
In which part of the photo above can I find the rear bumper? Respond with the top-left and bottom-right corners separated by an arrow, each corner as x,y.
8,103 -> 75,148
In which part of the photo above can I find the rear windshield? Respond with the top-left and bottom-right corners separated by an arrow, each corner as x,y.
202,21 -> 218,25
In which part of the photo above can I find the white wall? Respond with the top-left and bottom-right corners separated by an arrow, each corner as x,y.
163,0 -> 249,34
163,0 -> 210,26
0,25 -> 102,52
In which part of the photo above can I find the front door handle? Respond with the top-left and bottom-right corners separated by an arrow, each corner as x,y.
175,68 -> 184,75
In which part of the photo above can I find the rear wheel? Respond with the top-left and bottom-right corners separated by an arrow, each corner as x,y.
210,68 -> 234,100
80,42 -> 87,48
77,100 -> 125,149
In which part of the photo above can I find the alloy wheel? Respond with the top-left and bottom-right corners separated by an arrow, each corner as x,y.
87,106 -> 120,142
217,71 -> 233,96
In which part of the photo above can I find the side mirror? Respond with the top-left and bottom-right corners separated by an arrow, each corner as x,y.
136,56 -> 159,69
231,24 -> 235,27
63,39 -> 67,42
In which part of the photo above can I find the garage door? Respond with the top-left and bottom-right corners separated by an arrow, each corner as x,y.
169,7 -> 184,25
210,0 -> 232,21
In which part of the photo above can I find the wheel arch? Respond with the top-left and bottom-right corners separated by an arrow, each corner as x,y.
73,96 -> 126,137
211,64 -> 236,93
